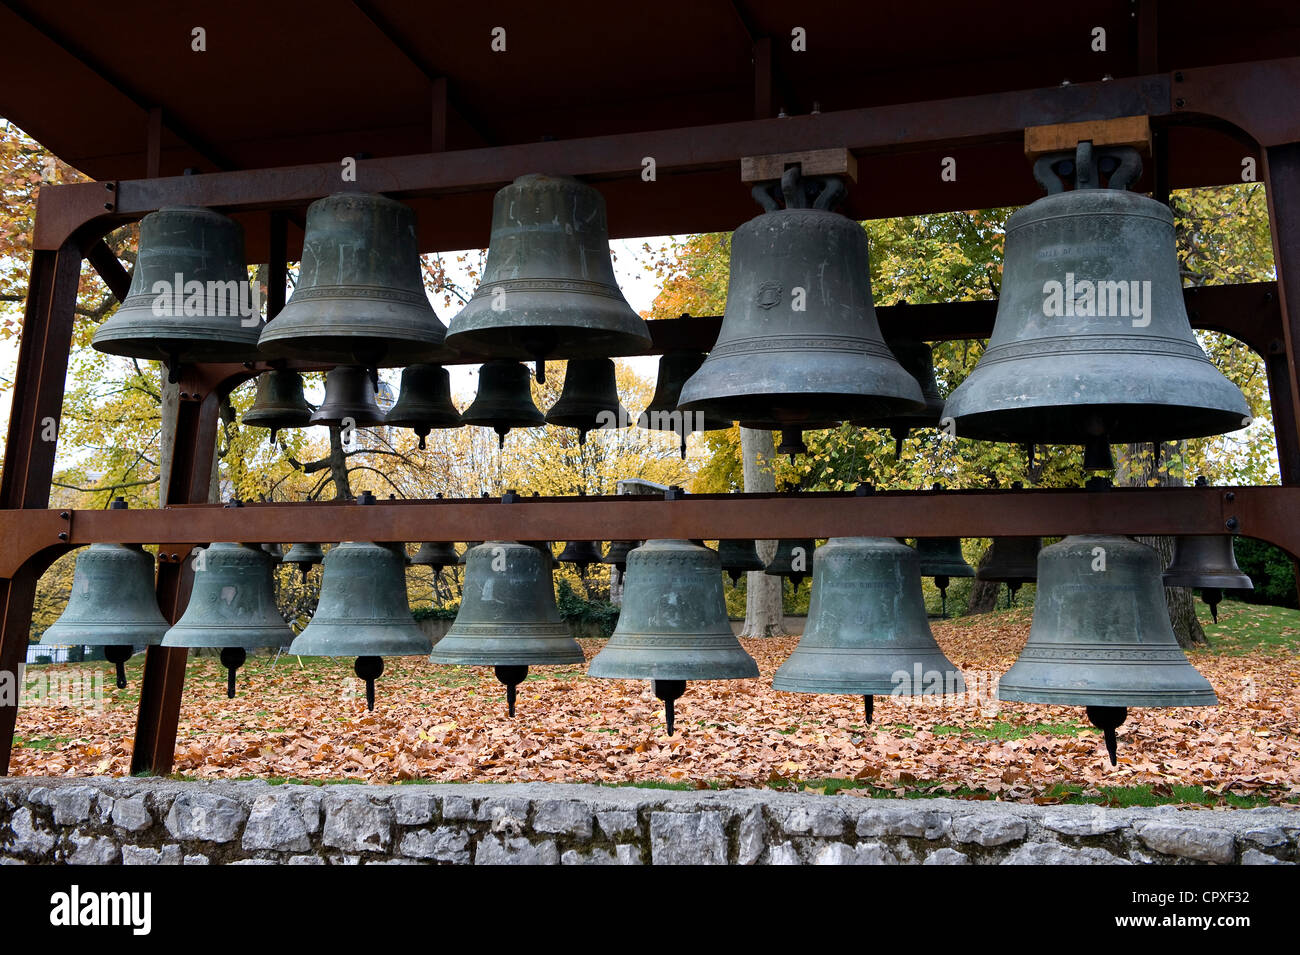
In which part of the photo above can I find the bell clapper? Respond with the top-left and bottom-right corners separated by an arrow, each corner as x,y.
1202,587 -> 1223,624
534,359 -> 545,384
1085,705 -> 1128,766
494,665 -> 529,717
219,646 -> 246,699
935,575 -> 950,618
104,644 -> 132,690
892,427 -> 906,460
863,694 -> 873,725
1082,434 -> 1115,472
653,680 -> 687,736
353,655 -> 384,712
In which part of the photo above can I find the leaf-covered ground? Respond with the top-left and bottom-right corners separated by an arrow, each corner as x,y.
11,601 -> 1299,805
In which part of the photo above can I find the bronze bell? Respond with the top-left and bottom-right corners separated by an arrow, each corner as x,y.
412,541 -> 459,570
39,536 -> 170,690
914,538 -> 973,618
258,192 -> 447,366
430,540 -> 584,716
310,365 -> 384,427
242,370 -> 314,442
445,174 -> 651,379
602,540 -> 639,573
261,543 -> 284,562
282,542 -> 325,581
92,207 -> 262,370
976,537 -> 1041,607
557,540 -> 604,573
855,335 -> 945,457
461,360 -> 545,448
639,351 -> 733,458
679,168 -> 924,432
589,540 -> 757,735
943,144 -> 1249,464
545,358 -> 628,444
774,538 -> 965,723
1163,536 -> 1253,623
385,363 -> 461,449
718,539 -> 766,584
161,543 -> 294,698
999,535 -> 1217,765
290,540 -> 431,710
765,539 -> 816,589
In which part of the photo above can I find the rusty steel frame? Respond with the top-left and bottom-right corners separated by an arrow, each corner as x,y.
2,57 -> 1300,775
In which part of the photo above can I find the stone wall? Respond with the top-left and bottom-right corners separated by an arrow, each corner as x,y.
0,778 -> 1295,865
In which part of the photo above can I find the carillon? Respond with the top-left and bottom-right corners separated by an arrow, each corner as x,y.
310,365 -> 384,428
1163,535 -> 1253,624
545,358 -> 628,444
460,360 -> 546,448
718,539 -> 766,584
856,334 -> 946,457
914,537 -> 974,618
241,370 -> 314,442
411,541 -> 460,572
639,351 -> 733,458
385,364 -> 462,448
976,537 -> 1041,607
282,542 -> 326,581
765,539 -> 817,589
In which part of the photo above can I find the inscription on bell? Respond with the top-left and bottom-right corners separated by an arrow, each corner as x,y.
756,282 -> 783,309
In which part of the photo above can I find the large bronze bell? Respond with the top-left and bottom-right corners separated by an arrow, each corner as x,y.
545,358 -> 628,444
310,365 -> 384,427
718,539 -> 766,584
998,535 -> 1217,765
461,360 -> 545,448
773,538 -> 965,723
445,174 -> 651,378
385,363 -> 461,449
93,207 -> 262,368
557,540 -> 604,573
589,540 -> 757,735
765,539 -> 816,589
161,543 -> 294,698
679,169 -> 923,435
39,538 -> 170,690
431,540 -> 584,716
1163,536 -> 1253,623
976,537 -> 1041,606
411,541 -> 459,570
943,144 -> 1249,459
855,334 -> 945,457
289,540 -> 431,710
639,351 -> 733,458
258,192 -> 447,366
242,370 -> 314,442
914,537 -> 974,618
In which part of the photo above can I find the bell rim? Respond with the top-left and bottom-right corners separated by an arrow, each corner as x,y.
997,685 -> 1218,707
40,624 -> 169,646
1162,573 -> 1253,589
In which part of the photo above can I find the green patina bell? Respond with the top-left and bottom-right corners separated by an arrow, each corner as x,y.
545,358 -> 628,444
976,537 -> 1041,607
385,363 -> 461,449
282,542 -> 325,581
718,539 -> 766,584
289,540 -> 431,710
773,537 -> 965,723
92,207 -> 262,371
431,540 -> 584,716
601,540 -> 639,573
446,174 -> 651,378
639,351 -> 733,458
765,539 -> 816,589
162,543 -> 294,698
461,360 -> 545,448
914,537 -> 973,618
854,335 -> 946,457
1163,535 -> 1253,624
242,370 -> 314,442
40,537 -> 170,689
556,540 -> 604,573
258,192 -> 447,366
411,541 -> 459,570
998,535 -> 1218,766
589,539 -> 757,735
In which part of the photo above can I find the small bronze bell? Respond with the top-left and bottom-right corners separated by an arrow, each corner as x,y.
258,192 -> 447,365
1163,536 -> 1253,623
242,370 -> 314,442
999,535 -> 1217,765
556,540 -> 604,573
914,537 -> 973,618
92,207 -> 262,369
461,360 -> 545,448
765,539 -> 816,589
639,351 -> 733,458
431,540 -> 584,716
282,542 -> 325,581
310,366 -> 384,427
976,537 -> 1041,607
39,534 -> 170,690
545,358 -> 628,444
161,543 -> 294,698
446,174 -> 651,378
855,334 -> 946,457
411,541 -> 459,571
385,364 -> 462,449
589,540 -> 757,735
601,540 -> 639,573
289,540 -> 432,710
718,539 -> 766,584
773,538 -> 965,723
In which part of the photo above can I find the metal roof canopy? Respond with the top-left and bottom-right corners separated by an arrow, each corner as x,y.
5,1 -> 1300,258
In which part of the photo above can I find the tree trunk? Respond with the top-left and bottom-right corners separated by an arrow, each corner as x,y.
1114,441 -> 1207,648
326,426 -> 353,499
740,427 -> 786,637
966,544 -> 1002,614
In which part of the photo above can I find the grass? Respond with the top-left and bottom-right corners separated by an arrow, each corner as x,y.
932,721 -> 1090,740
11,735 -> 70,751
1191,599 -> 1300,656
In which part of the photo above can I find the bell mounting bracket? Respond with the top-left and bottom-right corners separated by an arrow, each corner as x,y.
1033,141 -> 1143,195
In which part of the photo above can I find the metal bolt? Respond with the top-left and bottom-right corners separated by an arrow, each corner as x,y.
57,532 -> 68,541
1175,97 -> 1186,108
1225,517 -> 1239,532
60,511 -> 69,519
1225,491 -> 1236,502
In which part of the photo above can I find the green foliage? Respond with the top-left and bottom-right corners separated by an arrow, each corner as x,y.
411,605 -> 460,621
1231,538 -> 1299,609
555,580 -> 620,637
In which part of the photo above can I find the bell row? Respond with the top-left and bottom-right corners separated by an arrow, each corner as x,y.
92,143 -> 1250,462
41,526 -> 1245,766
